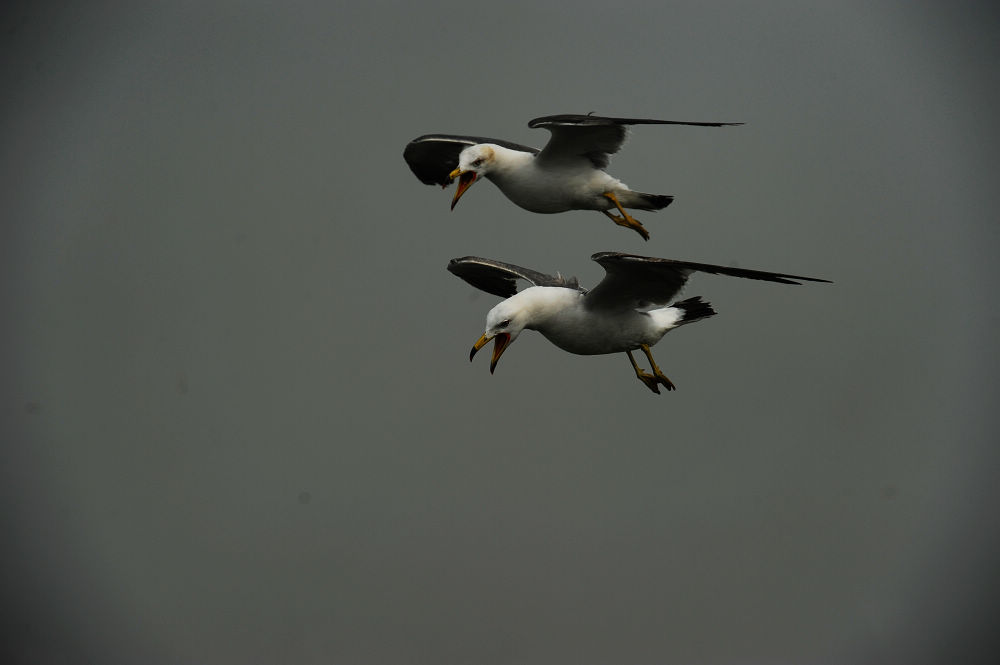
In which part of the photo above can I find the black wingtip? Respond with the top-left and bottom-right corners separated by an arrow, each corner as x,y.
528,114 -> 745,128
782,275 -> 834,286
446,257 -> 474,277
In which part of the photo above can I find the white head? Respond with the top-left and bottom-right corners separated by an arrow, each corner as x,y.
448,144 -> 497,210
468,294 -> 530,374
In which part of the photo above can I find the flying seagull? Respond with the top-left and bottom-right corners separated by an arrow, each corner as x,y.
449,252 -> 830,394
404,114 -> 742,240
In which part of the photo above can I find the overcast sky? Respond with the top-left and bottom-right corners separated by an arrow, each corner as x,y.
2,2 -> 999,664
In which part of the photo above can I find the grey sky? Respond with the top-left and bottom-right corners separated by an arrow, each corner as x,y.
2,2 -> 998,663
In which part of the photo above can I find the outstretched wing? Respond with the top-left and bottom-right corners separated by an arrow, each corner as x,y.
528,114 -> 743,169
585,252 -> 830,311
447,256 -> 580,299
403,134 -> 539,186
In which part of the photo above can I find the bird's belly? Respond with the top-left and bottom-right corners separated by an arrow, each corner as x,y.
537,315 -> 653,356
543,335 -> 629,355
497,181 -> 575,213
489,169 -> 616,214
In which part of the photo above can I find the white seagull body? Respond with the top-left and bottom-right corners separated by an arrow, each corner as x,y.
405,114 -> 741,240
449,252 -> 830,393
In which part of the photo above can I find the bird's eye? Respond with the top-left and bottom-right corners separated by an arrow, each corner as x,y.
472,158 -> 484,167
499,319 -> 511,328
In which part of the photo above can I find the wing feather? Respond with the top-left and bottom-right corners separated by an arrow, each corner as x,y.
585,252 -> 830,311
447,256 -> 579,298
529,114 -> 743,169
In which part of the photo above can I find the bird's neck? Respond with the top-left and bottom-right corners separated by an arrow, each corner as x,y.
484,145 -> 536,179
512,287 -> 581,330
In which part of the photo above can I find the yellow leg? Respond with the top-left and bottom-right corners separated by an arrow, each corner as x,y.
602,192 -> 650,241
640,344 -> 676,391
627,349 -> 665,394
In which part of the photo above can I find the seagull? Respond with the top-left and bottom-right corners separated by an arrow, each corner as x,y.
449,252 -> 830,394
404,114 -> 742,240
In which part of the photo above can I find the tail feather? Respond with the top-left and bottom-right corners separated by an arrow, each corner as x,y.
635,192 -> 674,211
672,296 -> 716,324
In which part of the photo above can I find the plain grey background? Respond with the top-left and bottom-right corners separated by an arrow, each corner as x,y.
2,2 -> 998,663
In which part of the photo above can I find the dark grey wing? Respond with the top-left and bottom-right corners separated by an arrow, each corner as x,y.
585,252 -> 830,311
404,134 -> 539,186
528,114 -> 743,169
447,256 -> 580,299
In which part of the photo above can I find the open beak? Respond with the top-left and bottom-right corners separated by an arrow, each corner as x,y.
449,169 -> 478,210
470,332 -> 512,374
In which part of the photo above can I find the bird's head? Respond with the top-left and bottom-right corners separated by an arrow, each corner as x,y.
448,144 -> 496,210
469,297 -> 528,374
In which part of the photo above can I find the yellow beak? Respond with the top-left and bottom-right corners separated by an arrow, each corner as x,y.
449,169 -> 478,210
470,332 -> 512,374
